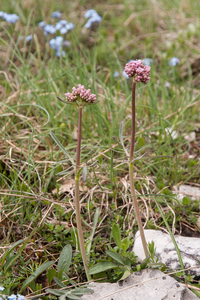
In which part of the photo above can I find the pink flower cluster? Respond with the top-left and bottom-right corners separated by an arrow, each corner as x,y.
65,84 -> 96,103
124,60 -> 151,84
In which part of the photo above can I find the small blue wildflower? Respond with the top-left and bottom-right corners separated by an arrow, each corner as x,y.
59,20 -> 68,26
0,287 -> 4,291
60,27 -> 68,34
51,11 -> 61,19
142,58 -> 153,66
122,70 -> 129,79
1,13 -> 19,23
0,11 -> 5,18
8,295 -> 16,300
38,21 -> 46,28
84,9 -> 102,29
113,71 -> 120,78
84,9 -> 98,19
55,22 -> 62,30
84,15 -> 102,29
168,57 -> 180,66
26,34 -> 32,42
49,36 -> 63,50
44,24 -> 56,35
17,295 -> 26,300
66,22 -> 75,30
56,50 -> 66,57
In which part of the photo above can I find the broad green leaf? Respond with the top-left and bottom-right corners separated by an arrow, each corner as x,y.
47,269 -> 56,285
112,224 -> 121,249
72,288 -> 94,295
66,294 -> 80,300
54,277 -> 66,288
86,208 -> 99,261
59,295 -> 66,300
1,239 -> 23,269
121,237 -> 130,252
4,254 -> 19,271
119,268 -> 131,281
46,288 -> 67,296
106,250 -> 126,265
88,262 -> 117,275
19,261 -> 55,293
57,244 -> 72,273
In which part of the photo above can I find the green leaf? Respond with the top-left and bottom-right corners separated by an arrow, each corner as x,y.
47,269 -> 56,285
54,277 -> 66,288
72,288 -> 94,295
19,260 -> 55,293
4,254 -> 19,271
119,268 -> 131,281
112,224 -> 121,249
119,121 -> 129,156
106,250 -> 126,265
59,295 -> 66,300
1,239 -> 23,270
86,208 -> 99,261
50,131 -> 74,165
121,237 -> 130,252
57,244 -> 72,274
66,294 -> 80,300
46,288 -> 67,296
88,262 -> 117,275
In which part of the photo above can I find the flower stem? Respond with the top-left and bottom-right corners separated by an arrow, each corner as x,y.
75,106 -> 91,281
129,81 -> 149,258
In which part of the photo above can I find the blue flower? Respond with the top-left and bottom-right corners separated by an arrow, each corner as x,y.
168,57 -> 180,66
84,9 -> 98,19
26,34 -> 32,42
44,24 -> 56,35
142,58 -> 153,66
17,295 -> 26,300
59,20 -> 68,26
49,36 -> 63,50
66,22 -> 75,30
113,71 -> 120,78
56,50 -> 66,57
38,21 -> 46,28
0,287 -> 4,291
0,12 -> 19,23
8,295 -> 16,300
60,27 -> 68,34
51,11 -> 61,19
122,70 -> 129,79
84,9 -> 101,29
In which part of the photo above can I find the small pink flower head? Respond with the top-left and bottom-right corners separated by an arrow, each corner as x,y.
65,84 -> 96,103
124,60 -> 151,84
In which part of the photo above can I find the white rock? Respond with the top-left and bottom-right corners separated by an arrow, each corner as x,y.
133,230 -> 200,276
81,269 -> 199,300
173,184 -> 200,201
184,132 -> 196,142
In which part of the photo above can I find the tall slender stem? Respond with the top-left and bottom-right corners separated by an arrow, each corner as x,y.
75,106 -> 91,281
129,81 -> 149,258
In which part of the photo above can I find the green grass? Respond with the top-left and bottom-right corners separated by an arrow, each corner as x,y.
0,0 -> 200,298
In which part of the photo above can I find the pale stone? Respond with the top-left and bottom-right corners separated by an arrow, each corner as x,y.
133,230 -> 200,276
173,184 -> 200,201
81,269 -> 199,300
